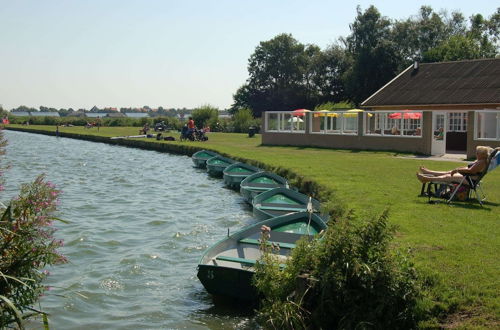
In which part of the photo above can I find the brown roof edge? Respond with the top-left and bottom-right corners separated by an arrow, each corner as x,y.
422,58 -> 499,65
364,103 -> 500,109
361,64 -> 413,106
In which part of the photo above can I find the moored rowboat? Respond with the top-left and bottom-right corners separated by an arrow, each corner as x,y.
197,211 -> 327,300
223,162 -> 261,189
206,155 -> 235,177
192,150 -> 219,168
239,171 -> 289,204
252,187 -> 321,221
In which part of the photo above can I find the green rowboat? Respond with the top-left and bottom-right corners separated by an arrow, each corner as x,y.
206,155 -> 235,177
197,211 -> 327,300
252,187 -> 321,221
240,171 -> 289,204
222,162 -> 261,189
192,150 -> 219,168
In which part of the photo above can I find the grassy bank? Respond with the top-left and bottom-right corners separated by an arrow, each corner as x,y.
6,125 -> 499,328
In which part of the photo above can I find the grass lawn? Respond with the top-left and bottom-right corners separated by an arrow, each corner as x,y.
9,125 -> 500,328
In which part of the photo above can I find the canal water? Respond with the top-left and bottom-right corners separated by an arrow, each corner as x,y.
2,130 -> 258,329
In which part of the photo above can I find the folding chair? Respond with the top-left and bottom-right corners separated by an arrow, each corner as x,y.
421,148 -> 500,205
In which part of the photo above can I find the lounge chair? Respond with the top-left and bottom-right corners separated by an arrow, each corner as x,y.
420,148 -> 500,205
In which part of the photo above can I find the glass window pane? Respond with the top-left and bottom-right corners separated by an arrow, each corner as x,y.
476,112 -> 499,139
267,113 -> 278,131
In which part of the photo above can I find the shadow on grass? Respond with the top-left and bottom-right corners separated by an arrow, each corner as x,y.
418,197 -> 499,210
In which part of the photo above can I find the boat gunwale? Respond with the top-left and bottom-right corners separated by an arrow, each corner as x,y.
198,211 -> 326,265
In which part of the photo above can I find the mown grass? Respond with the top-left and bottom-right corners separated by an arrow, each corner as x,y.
8,125 -> 500,328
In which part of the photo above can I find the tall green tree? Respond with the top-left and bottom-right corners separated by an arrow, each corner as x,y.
391,7 -> 466,67
423,10 -> 499,61
308,44 -> 350,104
232,34 -> 319,117
343,6 -> 401,105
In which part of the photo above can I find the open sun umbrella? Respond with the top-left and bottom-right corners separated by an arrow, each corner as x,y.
314,110 -> 337,117
388,110 -> 422,120
292,109 -> 311,117
343,109 -> 372,118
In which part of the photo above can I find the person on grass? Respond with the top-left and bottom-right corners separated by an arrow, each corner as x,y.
416,146 -> 492,184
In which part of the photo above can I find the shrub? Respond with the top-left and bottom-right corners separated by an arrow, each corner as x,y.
0,130 -> 66,328
254,211 -> 423,329
0,175 -> 67,327
232,108 -> 253,133
152,116 -> 182,130
192,105 -> 219,128
314,101 -> 354,111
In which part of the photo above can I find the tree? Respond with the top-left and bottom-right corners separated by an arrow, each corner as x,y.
343,6 -> 401,105
58,108 -> 70,117
423,10 -> 499,62
12,105 -> 36,112
308,44 -> 350,104
423,35 -> 484,62
232,34 -> 319,117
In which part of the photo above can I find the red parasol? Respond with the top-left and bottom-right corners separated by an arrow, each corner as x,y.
291,109 -> 311,117
388,110 -> 422,120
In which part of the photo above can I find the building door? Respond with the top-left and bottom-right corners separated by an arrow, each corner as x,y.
446,112 -> 468,152
431,112 -> 446,155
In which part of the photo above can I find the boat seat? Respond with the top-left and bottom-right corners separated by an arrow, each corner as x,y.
215,255 -> 287,268
260,202 -> 303,208
268,231 -> 312,243
215,255 -> 256,266
239,238 -> 296,249
244,183 -> 279,188
258,205 -> 307,212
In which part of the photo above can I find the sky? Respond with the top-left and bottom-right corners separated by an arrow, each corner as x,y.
0,1 -> 498,111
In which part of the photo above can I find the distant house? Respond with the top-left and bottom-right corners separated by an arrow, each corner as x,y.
30,112 -> 60,117
106,112 -> 126,118
86,113 -> 106,118
9,111 -> 60,117
219,111 -> 232,119
261,58 -> 500,158
68,111 -> 87,117
124,112 -> 149,118
9,111 -> 30,117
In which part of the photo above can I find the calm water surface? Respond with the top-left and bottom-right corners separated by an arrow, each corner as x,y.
3,130 -> 258,329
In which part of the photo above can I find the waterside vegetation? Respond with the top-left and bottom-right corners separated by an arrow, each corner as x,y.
0,131 -> 66,328
4,125 -> 499,328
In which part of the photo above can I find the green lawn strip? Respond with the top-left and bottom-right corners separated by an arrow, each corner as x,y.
6,125 -> 499,326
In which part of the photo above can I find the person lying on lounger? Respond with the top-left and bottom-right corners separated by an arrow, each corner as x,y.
416,146 -> 491,184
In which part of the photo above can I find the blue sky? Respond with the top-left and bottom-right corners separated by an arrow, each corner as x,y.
0,1 -> 497,110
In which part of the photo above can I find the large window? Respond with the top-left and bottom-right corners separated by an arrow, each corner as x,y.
310,111 -> 358,135
364,111 -> 422,137
475,111 -> 500,140
448,112 -> 467,132
265,112 -> 306,133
